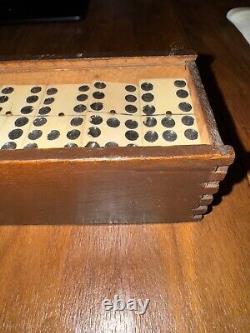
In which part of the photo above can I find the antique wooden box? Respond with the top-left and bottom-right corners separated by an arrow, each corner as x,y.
0,55 -> 234,224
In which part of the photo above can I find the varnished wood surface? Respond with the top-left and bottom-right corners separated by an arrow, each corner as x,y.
0,0 -> 249,332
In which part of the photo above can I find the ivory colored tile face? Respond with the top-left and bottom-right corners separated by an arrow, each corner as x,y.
0,115 -> 32,150
8,85 -> 46,116
82,112 -> 142,147
89,82 -> 140,115
0,85 -> 46,116
37,84 -> 91,117
142,114 -> 201,146
21,116 -> 85,149
0,80 -> 203,150
0,85 -> 18,116
139,79 -> 194,115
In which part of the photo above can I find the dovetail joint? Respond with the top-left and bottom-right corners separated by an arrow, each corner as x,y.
192,164 -> 229,219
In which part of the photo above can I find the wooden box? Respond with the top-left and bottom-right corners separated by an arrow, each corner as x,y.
0,55 -> 234,224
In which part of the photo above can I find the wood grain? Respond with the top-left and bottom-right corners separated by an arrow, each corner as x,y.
0,146 -> 233,225
0,56 -> 234,225
0,0 -> 249,332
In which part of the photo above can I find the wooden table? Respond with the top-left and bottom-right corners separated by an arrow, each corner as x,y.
0,1 -> 249,332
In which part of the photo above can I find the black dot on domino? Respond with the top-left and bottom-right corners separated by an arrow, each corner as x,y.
90,102 -> 103,111
143,105 -> 155,115
88,127 -> 101,138
163,130 -> 177,142
125,85 -> 136,92
85,141 -> 100,148
125,105 -> 137,114
125,95 -> 137,103
48,130 -> 60,140
71,117 -> 83,126
39,106 -> 51,115
125,119 -> 138,129
142,93 -> 154,102
33,117 -> 47,127
105,142 -> 119,147
46,88 -> 58,95
107,118 -> 120,128
0,96 -> 9,103
178,102 -> 192,112
93,91 -> 105,99
90,115 -> 103,125
1,87 -> 14,94
144,131 -> 158,142
74,104 -> 87,113
125,130 -> 139,141
26,95 -> 39,103
161,117 -> 175,128
1,142 -> 17,150
24,143 -> 38,149
15,117 -> 29,127
31,86 -> 42,93
176,89 -> 189,98
77,94 -> 88,102
141,82 -> 153,91
174,80 -> 186,88
143,117 -> 157,127
43,97 -> 54,105
65,143 -> 79,148
28,130 -> 43,140
94,82 -> 106,89
21,106 -> 33,114
67,129 -> 81,140
79,85 -> 89,92
8,128 -> 23,140
182,116 -> 194,126
184,128 -> 198,140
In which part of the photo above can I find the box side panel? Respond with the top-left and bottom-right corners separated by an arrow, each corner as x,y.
186,60 -> 224,147
0,55 -> 196,73
0,157 -> 227,225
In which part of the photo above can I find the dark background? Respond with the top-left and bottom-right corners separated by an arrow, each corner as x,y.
0,1 -> 249,332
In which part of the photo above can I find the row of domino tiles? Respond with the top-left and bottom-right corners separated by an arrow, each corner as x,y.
0,79 -> 201,149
